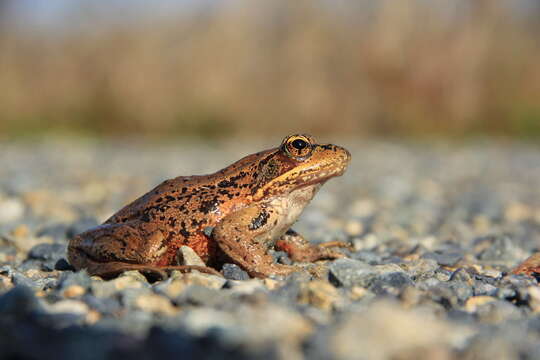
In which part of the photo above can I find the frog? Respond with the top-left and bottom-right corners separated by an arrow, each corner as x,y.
67,134 -> 351,279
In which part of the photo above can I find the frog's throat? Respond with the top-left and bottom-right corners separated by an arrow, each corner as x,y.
251,164 -> 346,201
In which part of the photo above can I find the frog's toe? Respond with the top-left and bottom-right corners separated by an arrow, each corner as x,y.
318,240 -> 354,251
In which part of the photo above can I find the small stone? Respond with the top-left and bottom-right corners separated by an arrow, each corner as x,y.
353,233 -> 378,251
400,286 -> 423,308
329,258 -> 377,288
344,220 -> 363,237
134,294 -> 178,316
177,246 -> 206,267
222,263 -> 250,281
86,309 -> 101,324
369,272 -> 413,295
226,279 -> 267,295
181,272 -> 226,289
422,251 -> 463,267
263,278 -> 280,290
155,279 -> 187,299
63,285 -> 86,298
57,270 -> 92,290
473,282 -> 497,297
349,286 -> 370,301
0,198 -> 25,223
11,224 -> 30,238
91,272 -> 147,297
269,250 -> 292,265
12,272 -> 41,291
328,300 -> 471,360
403,258 -> 438,280
481,268 -> 502,278
45,299 -> 89,316
298,280 -> 341,311
177,285 -> 224,307
28,243 -> 66,261
505,202 -> 532,222
0,286 -> 42,317
449,268 -> 474,284
465,296 -> 497,312
475,300 -> 523,324
475,235 -> 526,262
527,286 -> 540,313
81,294 -> 122,316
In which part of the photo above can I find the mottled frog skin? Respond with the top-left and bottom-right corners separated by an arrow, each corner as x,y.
68,134 -> 351,279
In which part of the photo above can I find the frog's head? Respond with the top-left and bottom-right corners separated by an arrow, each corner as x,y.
252,134 -> 351,200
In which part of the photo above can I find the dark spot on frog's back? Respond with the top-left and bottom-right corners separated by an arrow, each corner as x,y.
199,199 -> 219,214
218,180 -> 235,188
249,211 -> 269,230
179,228 -> 190,237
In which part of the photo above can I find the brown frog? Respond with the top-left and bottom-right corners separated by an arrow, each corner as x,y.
68,134 -> 351,279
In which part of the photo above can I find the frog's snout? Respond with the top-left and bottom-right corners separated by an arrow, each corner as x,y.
334,145 -> 352,169
342,146 -> 352,163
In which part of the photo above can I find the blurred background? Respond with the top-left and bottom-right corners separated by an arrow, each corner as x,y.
0,0 -> 539,140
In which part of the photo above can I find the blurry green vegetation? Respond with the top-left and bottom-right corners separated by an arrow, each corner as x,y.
0,0 -> 539,139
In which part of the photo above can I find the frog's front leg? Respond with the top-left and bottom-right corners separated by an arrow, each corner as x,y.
212,205 -> 300,278
275,229 -> 348,262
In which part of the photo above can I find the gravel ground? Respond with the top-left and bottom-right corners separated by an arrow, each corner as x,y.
2,138 -> 540,360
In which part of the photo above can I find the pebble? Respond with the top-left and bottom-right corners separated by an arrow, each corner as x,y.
328,258 -> 377,288
298,280 -> 341,311
176,285 -> 224,307
327,300 -> 472,360
180,272 -> 226,290
134,294 -> 178,316
45,299 -> 89,316
422,251 -> 463,267
344,220 -> 363,237
222,263 -> 250,281
0,198 -> 25,223
63,285 -> 86,298
528,286 -> 540,312
465,296 -> 497,312
91,272 -> 147,298
177,246 -> 206,267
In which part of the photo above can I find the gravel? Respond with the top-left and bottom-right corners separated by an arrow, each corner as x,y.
2,138 -> 540,359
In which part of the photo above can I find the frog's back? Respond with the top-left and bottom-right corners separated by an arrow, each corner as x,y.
105,149 -> 275,226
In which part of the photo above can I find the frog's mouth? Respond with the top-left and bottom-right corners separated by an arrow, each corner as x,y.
253,162 -> 348,201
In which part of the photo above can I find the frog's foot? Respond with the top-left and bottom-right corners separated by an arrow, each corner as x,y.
317,240 -> 354,250
275,229 -> 348,263
248,264 -> 302,279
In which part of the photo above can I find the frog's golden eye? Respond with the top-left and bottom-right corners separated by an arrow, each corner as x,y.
282,134 -> 314,160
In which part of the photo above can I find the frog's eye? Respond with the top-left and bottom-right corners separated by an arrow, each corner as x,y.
291,138 -> 308,150
282,134 -> 314,160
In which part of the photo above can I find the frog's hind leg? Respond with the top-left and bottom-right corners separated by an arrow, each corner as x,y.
275,229 -> 350,263
69,248 -> 221,281
68,224 -> 222,280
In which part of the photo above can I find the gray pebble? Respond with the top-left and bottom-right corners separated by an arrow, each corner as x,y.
222,263 -> 249,281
